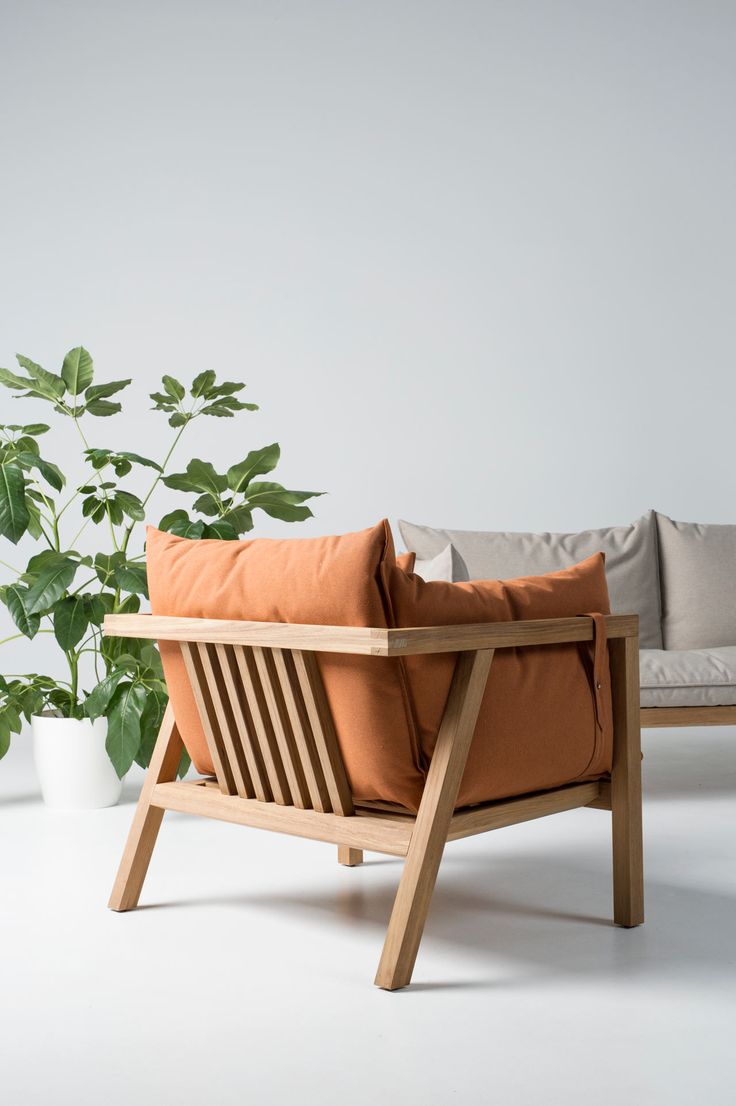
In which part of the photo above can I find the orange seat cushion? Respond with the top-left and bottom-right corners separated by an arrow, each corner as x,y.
146,522 -> 425,810
384,553 -> 614,808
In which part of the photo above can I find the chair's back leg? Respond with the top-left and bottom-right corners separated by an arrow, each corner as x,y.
374,649 -> 494,990
609,634 -> 644,927
108,706 -> 184,912
337,846 -> 363,866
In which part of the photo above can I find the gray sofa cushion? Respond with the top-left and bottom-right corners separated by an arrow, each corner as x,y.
399,512 -> 663,649
640,646 -> 736,708
414,544 -> 470,583
656,513 -> 736,651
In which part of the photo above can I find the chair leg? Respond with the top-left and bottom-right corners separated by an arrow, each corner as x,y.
374,649 -> 494,990
108,706 -> 184,912
338,846 -> 363,866
609,636 -> 644,927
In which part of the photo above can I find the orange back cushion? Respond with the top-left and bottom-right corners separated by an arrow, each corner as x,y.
385,553 -> 613,808
146,522 -> 424,810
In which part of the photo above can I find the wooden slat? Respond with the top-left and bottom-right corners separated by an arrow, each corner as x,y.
375,649 -> 495,990
448,781 -> 602,840
195,643 -> 254,799
180,642 -> 236,795
338,846 -> 364,866
610,636 -> 644,927
640,704 -> 736,727
214,644 -> 272,802
271,648 -> 332,812
292,650 -> 354,816
104,613 -> 639,655
252,647 -> 311,809
586,779 -> 612,810
151,780 -> 411,856
232,645 -> 291,805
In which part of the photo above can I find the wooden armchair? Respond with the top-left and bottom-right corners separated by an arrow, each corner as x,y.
105,612 -> 643,990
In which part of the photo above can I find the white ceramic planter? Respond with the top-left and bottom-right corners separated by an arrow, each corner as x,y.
32,714 -> 123,810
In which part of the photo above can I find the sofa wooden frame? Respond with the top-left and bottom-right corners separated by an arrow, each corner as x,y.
641,704 -> 736,727
105,611 -> 643,990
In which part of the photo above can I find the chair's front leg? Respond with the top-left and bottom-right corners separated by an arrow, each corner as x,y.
108,706 -> 184,912
609,635 -> 644,927
374,649 -> 494,990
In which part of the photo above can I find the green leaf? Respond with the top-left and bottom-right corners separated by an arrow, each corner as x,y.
202,520 -> 238,540
163,459 -> 227,495
115,490 -> 145,521
0,367 -> 32,391
17,355 -> 66,398
14,451 -> 65,492
22,424 -> 50,436
84,379 -> 131,402
191,370 -> 216,397
61,347 -> 94,395
209,382 -> 246,397
192,492 -> 220,516
25,556 -> 79,615
83,591 -> 113,626
135,686 -> 168,768
149,392 -> 176,409
117,451 -> 162,472
0,463 -> 29,543
157,509 -> 189,533
53,596 -> 89,649
1,584 -> 41,638
94,552 -> 126,586
162,375 -> 185,401
114,561 -> 149,597
0,718 -> 11,761
226,443 -> 280,493
220,506 -> 254,534
244,481 -> 322,522
85,399 -> 121,417
106,683 -> 147,777
85,669 -> 128,721
168,412 -> 189,427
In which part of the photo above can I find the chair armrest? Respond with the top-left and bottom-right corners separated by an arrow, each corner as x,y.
103,613 -> 638,656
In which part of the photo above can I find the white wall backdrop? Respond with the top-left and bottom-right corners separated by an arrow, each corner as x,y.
2,0 -> 736,676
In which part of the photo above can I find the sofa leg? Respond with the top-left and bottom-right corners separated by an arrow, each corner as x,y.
375,649 -> 494,990
609,636 -> 644,927
338,846 -> 363,866
108,706 -> 184,912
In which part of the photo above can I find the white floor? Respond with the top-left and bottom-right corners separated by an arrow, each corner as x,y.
1,728 -> 735,1106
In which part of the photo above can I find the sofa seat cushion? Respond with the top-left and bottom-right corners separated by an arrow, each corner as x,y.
640,647 -> 736,708
146,522 -> 425,811
386,554 -> 614,808
399,512 -> 663,649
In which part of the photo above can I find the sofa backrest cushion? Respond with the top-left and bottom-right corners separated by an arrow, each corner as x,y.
385,554 -> 614,808
656,513 -> 736,650
146,522 -> 425,811
398,512 -> 662,648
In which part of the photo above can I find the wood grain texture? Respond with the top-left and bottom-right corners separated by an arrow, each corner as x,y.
214,644 -> 272,802
151,780 -> 411,856
104,613 -> 638,655
375,649 -> 495,991
272,647 -> 332,812
233,645 -> 291,805
108,706 -> 183,911
196,641 -> 254,799
641,704 -> 736,727
448,781 -> 601,841
180,642 -> 236,795
610,635 -> 644,927
252,647 -> 311,809
337,846 -> 364,866
292,650 -> 354,816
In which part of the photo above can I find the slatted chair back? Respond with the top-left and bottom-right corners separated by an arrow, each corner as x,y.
178,641 -> 353,815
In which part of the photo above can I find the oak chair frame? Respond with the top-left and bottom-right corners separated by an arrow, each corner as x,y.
105,611 -> 643,990
641,704 -> 736,727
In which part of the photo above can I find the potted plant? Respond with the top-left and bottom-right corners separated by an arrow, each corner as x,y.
0,348 -> 320,808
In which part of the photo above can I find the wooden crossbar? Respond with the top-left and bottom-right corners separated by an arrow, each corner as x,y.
107,613 -> 643,990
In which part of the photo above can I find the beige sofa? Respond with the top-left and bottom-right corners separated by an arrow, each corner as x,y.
399,511 -> 736,729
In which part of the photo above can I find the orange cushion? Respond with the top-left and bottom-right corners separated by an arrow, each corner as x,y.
384,553 -> 614,808
146,522 -> 425,809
